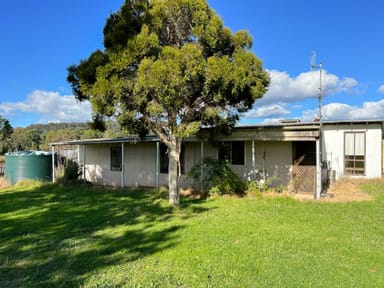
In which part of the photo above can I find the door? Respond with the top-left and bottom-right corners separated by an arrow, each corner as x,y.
291,141 -> 316,194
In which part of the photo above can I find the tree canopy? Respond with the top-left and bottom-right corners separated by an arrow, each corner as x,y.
67,0 -> 270,205
0,116 -> 13,154
9,122 -> 118,152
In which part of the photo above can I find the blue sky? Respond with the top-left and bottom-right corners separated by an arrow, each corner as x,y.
1,0 -> 383,127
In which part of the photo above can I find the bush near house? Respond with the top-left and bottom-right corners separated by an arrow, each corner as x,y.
188,157 -> 246,196
55,158 -> 81,185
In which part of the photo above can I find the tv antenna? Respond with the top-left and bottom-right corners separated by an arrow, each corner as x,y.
310,51 -> 323,122
311,51 -> 325,199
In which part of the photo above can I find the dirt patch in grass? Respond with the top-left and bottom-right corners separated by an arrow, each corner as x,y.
181,180 -> 377,203
282,178 -> 383,203
0,177 -> 10,189
321,178 -> 377,203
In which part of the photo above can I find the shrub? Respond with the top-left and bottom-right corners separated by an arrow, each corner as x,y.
246,180 -> 263,198
188,157 -> 245,196
57,159 -> 81,184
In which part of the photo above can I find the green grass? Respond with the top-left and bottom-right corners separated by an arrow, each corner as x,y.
1,179 -> 384,287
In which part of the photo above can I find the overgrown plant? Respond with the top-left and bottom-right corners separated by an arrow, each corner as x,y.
246,178 -> 283,197
246,181 -> 263,198
188,157 -> 245,196
248,168 -> 281,192
57,159 -> 81,184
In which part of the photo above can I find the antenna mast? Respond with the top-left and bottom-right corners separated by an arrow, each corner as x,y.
310,51 -> 323,121
310,51 -> 324,200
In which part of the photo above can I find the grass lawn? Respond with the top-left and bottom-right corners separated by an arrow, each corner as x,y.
0,179 -> 384,287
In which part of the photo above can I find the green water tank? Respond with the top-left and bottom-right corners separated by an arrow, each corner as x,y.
5,151 -> 52,185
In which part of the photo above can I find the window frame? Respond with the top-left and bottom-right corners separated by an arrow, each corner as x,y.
344,131 -> 366,175
159,143 -> 168,174
218,141 -> 245,165
110,147 -> 122,171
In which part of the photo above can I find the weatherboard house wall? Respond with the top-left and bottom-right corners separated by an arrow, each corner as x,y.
322,121 -> 383,180
79,141 -> 218,188
77,140 -> 293,189
50,120 -> 383,196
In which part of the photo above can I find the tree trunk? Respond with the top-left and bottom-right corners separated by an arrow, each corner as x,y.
168,136 -> 181,205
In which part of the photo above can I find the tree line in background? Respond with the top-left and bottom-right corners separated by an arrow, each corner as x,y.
0,115 -> 126,154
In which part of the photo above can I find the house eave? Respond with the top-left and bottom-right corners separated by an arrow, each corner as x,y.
49,119 -> 383,146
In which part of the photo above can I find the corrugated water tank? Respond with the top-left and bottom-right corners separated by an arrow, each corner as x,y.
5,151 -> 52,185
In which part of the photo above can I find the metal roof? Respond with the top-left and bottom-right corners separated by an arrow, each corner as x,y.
49,119 -> 383,146
235,119 -> 384,128
50,135 -> 158,146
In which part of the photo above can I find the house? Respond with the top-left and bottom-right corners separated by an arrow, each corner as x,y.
50,120 -> 383,199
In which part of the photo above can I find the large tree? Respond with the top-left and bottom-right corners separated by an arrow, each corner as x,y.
67,0 -> 270,205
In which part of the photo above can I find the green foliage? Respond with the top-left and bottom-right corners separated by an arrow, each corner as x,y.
0,116 -> 13,153
103,0 -> 151,51
246,180 -> 263,198
87,113 -> 107,132
56,159 -> 80,184
189,157 -> 245,196
67,50 -> 110,102
9,122 -> 127,152
67,0 -> 270,141
66,0 -> 270,204
12,128 -> 41,151
246,178 -> 284,197
12,179 -> 45,190
13,123 -> 89,151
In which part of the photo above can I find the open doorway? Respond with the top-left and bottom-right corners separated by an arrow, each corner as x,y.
292,141 -> 316,194
293,141 -> 316,166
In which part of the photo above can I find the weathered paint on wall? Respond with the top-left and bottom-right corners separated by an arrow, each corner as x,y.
73,122 -> 382,189
123,142 -> 154,187
243,141 -> 292,187
79,140 -> 294,189
82,144 -> 119,186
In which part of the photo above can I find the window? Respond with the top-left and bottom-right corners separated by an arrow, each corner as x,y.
111,147 -> 122,171
218,142 -> 231,162
232,141 -> 245,165
159,143 -> 185,174
218,141 -> 245,165
344,132 -> 365,175
160,143 -> 168,174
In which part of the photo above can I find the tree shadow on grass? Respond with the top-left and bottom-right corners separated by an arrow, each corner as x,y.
0,183 -> 211,287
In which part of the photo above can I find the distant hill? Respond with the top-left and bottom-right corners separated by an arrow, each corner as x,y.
10,121 -> 129,152
26,122 -> 89,131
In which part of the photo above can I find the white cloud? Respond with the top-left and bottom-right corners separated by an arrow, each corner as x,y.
242,69 -> 363,122
301,99 -> 384,121
378,85 -> 384,93
244,103 -> 290,119
257,70 -> 359,106
0,90 -> 92,124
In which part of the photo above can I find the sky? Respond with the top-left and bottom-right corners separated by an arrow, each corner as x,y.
1,0 -> 383,128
